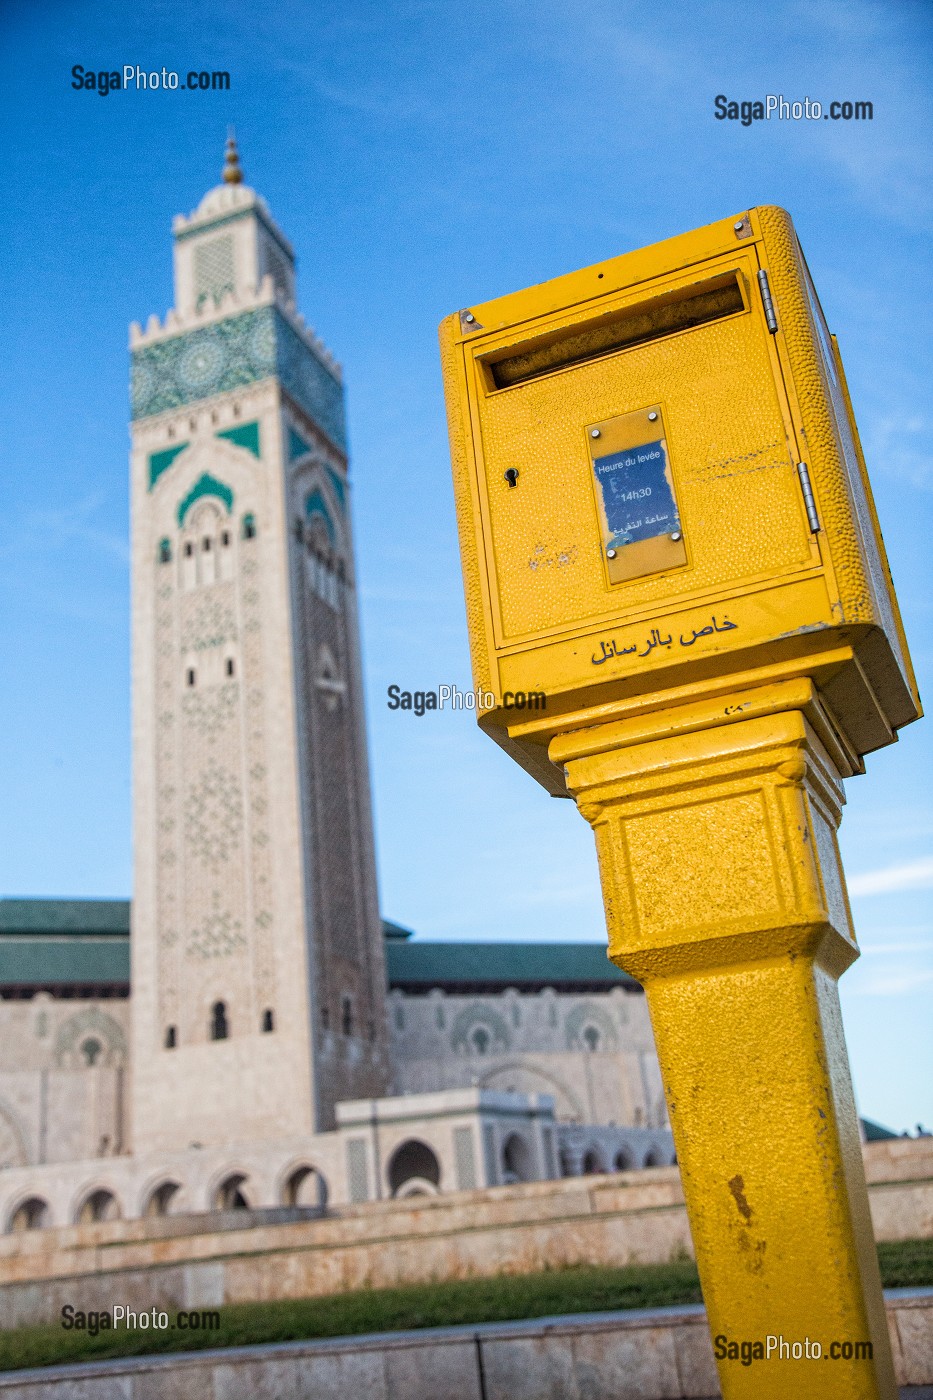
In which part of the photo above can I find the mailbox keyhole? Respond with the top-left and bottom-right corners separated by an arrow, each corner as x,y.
504,469 -> 519,488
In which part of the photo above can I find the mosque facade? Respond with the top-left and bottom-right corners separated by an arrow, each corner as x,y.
0,146 -> 674,1232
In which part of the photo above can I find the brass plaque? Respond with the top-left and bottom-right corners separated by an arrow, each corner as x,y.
587,405 -> 687,584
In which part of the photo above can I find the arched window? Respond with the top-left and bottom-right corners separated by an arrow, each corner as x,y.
341,996 -> 353,1037
225,658 -> 235,677
471,1027 -> 490,1054
77,1189 -> 119,1225
501,1132 -> 534,1184
81,1038 -> 102,1067
210,1001 -> 228,1041
164,1025 -> 177,1049
582,1025 -> 601,1053
184,541 -> 194,557
281,1165 -> 327,1209
186,668 -> 196,687
144,1181 -> 180,1218
614,1148 -> 634,1172
9,1197 -> 48,1232
261,1009 -> 274,1033
221,530 -> 230,547
158,539 -> 172,564
202,536 -> 211,552
387,1139 -> 441,1197
582,1148 -> 605,1175
242,513 -> 257,540
214,1173 -> 249,1211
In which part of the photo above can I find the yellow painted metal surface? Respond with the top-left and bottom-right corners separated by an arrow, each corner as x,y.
440,211 -> 921,1397
554,693 -> 898,1397
439,205 -> 919,793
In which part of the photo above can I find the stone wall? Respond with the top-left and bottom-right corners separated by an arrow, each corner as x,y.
389,986 -> 666,1128
0,1141 -> 928,1331
0,998 -> 129,1168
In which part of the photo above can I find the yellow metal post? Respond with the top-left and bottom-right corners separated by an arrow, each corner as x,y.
552,687 -> 896,1397
439,206 -> 921,1398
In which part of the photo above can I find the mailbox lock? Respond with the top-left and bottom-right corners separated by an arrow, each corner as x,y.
606,548 -> 617,559
590,429 -> 601,439
648,411 -> 658,422
670,532 -> 682,542
504,468 -> 519,488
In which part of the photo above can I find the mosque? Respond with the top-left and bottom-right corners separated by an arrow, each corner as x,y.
0,138 -> 706,1232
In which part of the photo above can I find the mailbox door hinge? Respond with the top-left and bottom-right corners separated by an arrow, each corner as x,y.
796,460 -> 821,533
757,269 -> 778,333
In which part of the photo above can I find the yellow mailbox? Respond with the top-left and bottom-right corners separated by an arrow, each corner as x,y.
440,207 -> 921,1399
439,205 -> 919,792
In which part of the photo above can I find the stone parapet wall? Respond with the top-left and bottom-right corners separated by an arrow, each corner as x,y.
0,1141 -> 929,1331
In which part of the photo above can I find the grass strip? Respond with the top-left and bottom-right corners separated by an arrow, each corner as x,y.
0,1237 -> 929,1373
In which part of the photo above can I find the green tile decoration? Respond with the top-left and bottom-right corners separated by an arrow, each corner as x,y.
288,427 -> 312,461
131,306 -> 346,451
148,443 -> 190,490
216,421 -> 261,457
177,472 -> 234,525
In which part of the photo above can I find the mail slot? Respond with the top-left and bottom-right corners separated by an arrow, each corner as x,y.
439,205 -> 920,792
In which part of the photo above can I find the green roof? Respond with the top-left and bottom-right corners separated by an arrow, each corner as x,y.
0,899 -> 130,936
862,1117 -> 899,1142
385,940 -> 635,991
0,900 -> 634,993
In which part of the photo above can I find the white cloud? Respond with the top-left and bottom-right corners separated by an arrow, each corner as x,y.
849,856 -> 933,896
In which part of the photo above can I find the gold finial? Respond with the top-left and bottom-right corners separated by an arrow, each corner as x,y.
223,129 -> 243,185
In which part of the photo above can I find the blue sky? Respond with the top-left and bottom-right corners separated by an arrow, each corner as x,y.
0,0 -> 930,1131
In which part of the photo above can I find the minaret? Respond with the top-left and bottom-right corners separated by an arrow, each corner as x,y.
129,139 -> 388,1152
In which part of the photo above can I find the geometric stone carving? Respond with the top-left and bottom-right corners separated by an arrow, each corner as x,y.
54,1008 -> 128,1070
183,762 -> 242,869
450,1003 -> 511,1056
564,1001 -> 619,1053
186,907 -> 246,959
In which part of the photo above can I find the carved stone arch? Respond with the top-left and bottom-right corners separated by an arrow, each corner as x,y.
177,473 -> 234,529
0,1101 -> 29,1170
277,1158 -> 329,1209
501,1131 -> 534,1183
477,1061 -> 584,1122
581,1142 -> 610,1175
72,1181 -> 122,1225
141,1179 -> 184,1218
207,1164 -> 253,1212
292,460 -> 348,564
564,1001 -> 619,1053
387,1139 -> 442,1197
54,1008 -> 127,1070
6,1193 -> 50,1232
450,1002 -> 511,1056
